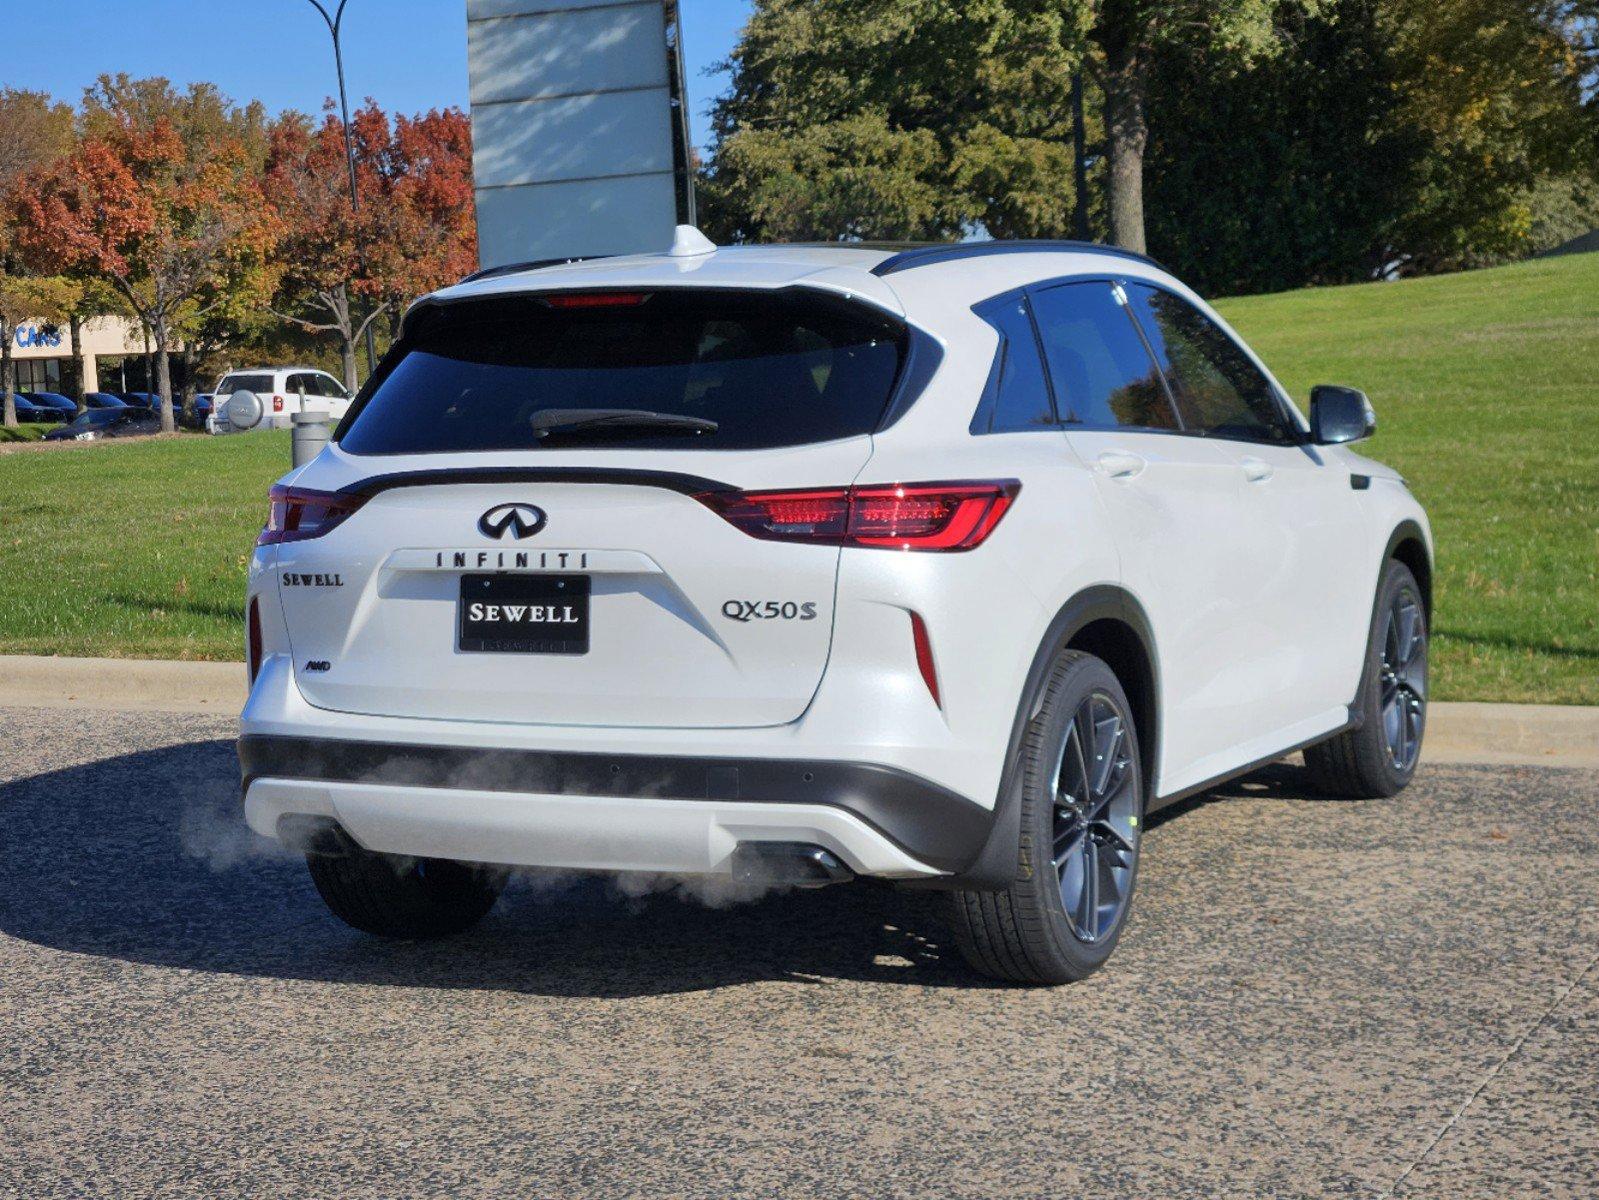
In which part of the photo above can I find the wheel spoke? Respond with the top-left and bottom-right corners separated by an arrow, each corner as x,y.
1077,838 -> 1100,937
1096,839 -> 1122,910
1090,710 -> 1124,798
1095,818 -> 1135,856
1052,819 -> 1085,865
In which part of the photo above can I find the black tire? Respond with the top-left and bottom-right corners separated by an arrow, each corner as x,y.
1304,559 -> 1428,799
306,848 -> 505,938
947,650 -> 1144,985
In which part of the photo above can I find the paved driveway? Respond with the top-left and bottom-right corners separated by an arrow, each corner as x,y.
2,708 -> 1594,1199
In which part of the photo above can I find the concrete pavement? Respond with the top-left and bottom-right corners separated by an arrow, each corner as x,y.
1,706 -> 1595,1198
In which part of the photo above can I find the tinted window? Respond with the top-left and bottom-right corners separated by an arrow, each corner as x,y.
339,291 -> 906,455
219,373 -> 273,395
1124,284 -> 1292,443
311,374 -> 347,399
971,293 -> 1054,433
1030,282 -> 1178,431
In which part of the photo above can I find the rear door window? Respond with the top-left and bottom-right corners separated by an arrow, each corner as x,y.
1123,284 -> 1294,444
970,293 -> 1055,434
1029,282 -> 1179,431
338,290 -> 907,454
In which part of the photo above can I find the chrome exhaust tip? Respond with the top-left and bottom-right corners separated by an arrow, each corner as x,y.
730,842 -> 855,888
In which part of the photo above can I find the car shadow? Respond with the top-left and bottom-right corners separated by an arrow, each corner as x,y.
0,739 -> 1323,999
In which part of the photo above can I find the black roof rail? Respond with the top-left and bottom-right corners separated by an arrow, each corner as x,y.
871,240 -> 1166,277
456,255 -> 615,285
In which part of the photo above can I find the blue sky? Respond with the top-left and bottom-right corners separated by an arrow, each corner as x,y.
1,0 -> 751,151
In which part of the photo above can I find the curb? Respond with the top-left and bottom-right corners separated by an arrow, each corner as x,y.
1,655 -> 1595,769
1,655 -> 245,715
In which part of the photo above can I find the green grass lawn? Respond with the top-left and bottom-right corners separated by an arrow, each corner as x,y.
1218,252 -> 1599,704
0,253 -> 1595,701
0,423 -> 49,443
0,431 -> 289,660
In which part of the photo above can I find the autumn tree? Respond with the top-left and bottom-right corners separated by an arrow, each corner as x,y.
0,89 -> 77,423
17,77 -> 276,432
266,102 -> 475,388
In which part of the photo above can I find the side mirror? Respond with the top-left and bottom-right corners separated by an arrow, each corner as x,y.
1309,384 -> 1376,445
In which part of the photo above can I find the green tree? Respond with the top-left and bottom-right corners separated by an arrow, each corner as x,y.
702,1 -> 1089,242
1383,0 -> 1599,270
1087,0 -> 1326,253
704,0 -> 1324,252
1142,0 -> 1599,289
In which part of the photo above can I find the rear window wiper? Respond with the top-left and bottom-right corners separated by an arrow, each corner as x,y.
530,408 -> 719,440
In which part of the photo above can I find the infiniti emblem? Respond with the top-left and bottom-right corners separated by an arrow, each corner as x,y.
478,503 -> 547,540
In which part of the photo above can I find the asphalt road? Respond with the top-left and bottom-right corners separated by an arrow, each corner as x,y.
2,707 -> 1595,1199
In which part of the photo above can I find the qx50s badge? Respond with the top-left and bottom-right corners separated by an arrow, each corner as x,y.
479,503 -> 547,540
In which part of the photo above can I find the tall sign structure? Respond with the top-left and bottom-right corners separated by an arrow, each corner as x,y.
465,0 -> 694,269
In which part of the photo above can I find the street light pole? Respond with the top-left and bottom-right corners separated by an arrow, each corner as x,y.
305,0 -> 377,377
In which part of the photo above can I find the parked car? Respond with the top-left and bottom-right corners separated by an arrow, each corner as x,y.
209,367 -> 353,434
116,392 -> 162,410
44,406 -> 162,441
22,391 -> 78,417
180,394 -> 215,430
85,392 -> 129,409
239,232 -> 1432,985
7,393 -> 63,422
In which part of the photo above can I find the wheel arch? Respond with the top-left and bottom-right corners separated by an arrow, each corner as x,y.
1385,519 -> 1433,620
926,584 -> 1161,890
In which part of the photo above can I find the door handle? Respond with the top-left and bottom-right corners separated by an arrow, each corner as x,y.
1240,455 -> 1274,483
1095,450 -> 1146,480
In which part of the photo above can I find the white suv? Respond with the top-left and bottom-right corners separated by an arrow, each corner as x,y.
208,367 -> 353,433
239,232 -> 1431,983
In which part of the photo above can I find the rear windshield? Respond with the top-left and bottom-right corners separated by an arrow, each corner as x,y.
337,290 -> 907,454
218,374 -> 274,394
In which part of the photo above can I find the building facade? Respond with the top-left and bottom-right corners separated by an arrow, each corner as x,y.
8,316 -> 147,395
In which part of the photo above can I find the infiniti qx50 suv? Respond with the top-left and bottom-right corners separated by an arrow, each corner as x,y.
239,230 -> 1430,984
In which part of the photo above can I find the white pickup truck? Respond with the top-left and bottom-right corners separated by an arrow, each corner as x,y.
207,367 -> 353,434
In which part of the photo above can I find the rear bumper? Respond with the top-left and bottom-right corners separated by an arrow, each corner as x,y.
239,734 -> 989,877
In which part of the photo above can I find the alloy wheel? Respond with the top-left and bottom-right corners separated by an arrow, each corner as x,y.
1052,692 -> 1140,943
1379,589 -> 1427,772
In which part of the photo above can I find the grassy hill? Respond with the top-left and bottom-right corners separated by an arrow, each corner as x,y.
1218,251 -> 1598,704
0,252 -> 1594,701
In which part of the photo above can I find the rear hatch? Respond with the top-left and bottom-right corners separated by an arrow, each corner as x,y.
268,286 -> 907,729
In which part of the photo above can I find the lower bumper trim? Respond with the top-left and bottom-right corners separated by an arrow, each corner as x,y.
237,735 -> 990,873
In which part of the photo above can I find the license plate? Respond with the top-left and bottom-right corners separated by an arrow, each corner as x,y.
458,574 -> 590,654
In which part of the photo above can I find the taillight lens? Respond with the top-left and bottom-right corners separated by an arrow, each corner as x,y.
698,480 -> 1019,551
272,394 -> 284,412
258,484 -> 366,545
247,596 -> 263,684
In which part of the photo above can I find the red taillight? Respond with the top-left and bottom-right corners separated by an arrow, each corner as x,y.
541,291 -> 652,309
272,394 -> 284,412
247,596 -> 263,684
909,611 -> 940,707
258,484 -> 367,545
697,480 -> 1019,552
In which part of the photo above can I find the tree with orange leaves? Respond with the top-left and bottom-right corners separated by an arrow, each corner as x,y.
17,78 -> 277,433
265,102 -> 476,389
